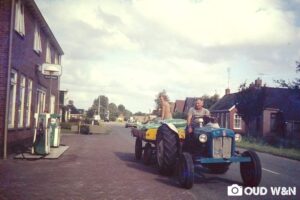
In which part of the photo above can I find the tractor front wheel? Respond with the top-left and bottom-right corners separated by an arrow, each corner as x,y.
177,152 -> 194,189
240,150 -> 262,187
135,138 -> 142,160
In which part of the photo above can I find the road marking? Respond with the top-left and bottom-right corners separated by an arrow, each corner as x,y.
262,168 -> 280,175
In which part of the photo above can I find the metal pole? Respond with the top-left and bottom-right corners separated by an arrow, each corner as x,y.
3,0 -> 15,159
98,96 -> 100,116
49,73 -> 52,113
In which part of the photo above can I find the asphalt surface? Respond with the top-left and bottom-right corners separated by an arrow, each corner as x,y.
0,122 -> 299,200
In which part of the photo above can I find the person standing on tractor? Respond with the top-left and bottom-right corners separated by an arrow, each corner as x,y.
159,94 -> 172,120
187,98 -> 210,134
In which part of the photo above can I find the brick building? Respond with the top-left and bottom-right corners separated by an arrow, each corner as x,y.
0,0 -> 63,158
210,81 -> 300,138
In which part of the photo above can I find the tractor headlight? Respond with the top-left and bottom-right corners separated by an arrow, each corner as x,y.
235,134 -> 242,142
199,134 -> 207,143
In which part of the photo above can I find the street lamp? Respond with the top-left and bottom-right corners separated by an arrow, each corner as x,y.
41,63 -> 62,114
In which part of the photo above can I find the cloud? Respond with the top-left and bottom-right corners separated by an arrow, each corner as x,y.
36,0 -> 300,112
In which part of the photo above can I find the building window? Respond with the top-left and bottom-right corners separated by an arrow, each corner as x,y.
225,113 -> 229,128
18,76 -> 25,127
33,24 -> 42,54
234,113 -> 242,129
14,0 -> 25,36
54,53 -> 58,64
50,95 -> 55,114
36,89 -> 46,114
46,42 -> 51,63
8,70 -> 18,128
25,79 -> 32,127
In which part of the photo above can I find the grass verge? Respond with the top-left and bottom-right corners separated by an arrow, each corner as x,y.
237,138 -> 300,161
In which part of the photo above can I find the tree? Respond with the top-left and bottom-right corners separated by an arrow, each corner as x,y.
124,109 -> 132,121
108,103 -> 118,121
275,61 -> 300,89
86,95 -> 109,119
154,89 -> 170,116
202,94 -> 220,109
118,104 -> 126,114
134,111 -> 147,116
235,82 -> 265,136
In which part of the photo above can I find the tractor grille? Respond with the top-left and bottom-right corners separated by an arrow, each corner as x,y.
212,137 -> 232,158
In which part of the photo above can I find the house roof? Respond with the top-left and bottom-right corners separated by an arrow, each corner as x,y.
25,0 -> 64,55
210,93 -> 237,111
174,100 -> 185,113
210,87 -> 300,121
263,87 -> 300,121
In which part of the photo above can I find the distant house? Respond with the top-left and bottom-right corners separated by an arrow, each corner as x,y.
173,100 -> 185,113
0,0 -> 63,157
64,101 -> 84,121
211,81 -> 300,139
210,92 -> 245,134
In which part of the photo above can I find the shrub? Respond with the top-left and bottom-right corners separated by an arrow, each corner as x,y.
80,125 -> 90,135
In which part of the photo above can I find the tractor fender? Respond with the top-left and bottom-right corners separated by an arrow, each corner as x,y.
164,123 -> 179,134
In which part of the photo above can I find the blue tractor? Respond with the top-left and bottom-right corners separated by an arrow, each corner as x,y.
156,116 -> 262,189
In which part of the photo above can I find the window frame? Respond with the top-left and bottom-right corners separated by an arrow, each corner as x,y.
50,94 -> 55,114
33,24 -> 42,54
233,113 -> 242,130
36,89 -> 46,114
18,75 -> 26,128
8,70 -> 18,129
14,0 -> 25,36
25,79 -> 32,127
46,42 -> 51,63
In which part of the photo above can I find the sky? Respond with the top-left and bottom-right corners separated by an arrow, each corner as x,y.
35,0 -> 300,113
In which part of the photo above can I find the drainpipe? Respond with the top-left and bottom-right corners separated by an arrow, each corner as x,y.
4,0 -> 15,159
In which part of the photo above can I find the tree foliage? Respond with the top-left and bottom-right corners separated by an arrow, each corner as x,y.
118,104 -> 126,114
108,103 -> 118,121
86,95 -> 109,119
134,111 -> 147,116
275,61 -> 300,89
235,82 -> 265,135
86,95 -> 132,121
202,94 -> 220,109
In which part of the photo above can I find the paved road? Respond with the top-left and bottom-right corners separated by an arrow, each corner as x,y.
0,122 -> 299,200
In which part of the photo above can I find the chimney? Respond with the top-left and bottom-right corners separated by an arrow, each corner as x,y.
255,78 -> 262,88
225,88 -> 230,95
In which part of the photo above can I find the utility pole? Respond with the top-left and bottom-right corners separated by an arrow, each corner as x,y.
98,95 -> 101,116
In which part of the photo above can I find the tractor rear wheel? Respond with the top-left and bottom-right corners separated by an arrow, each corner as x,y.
240,150 -> 262,187
143,143 -> 152,165
178,152 -> 194,189
156,124 -> 178,176
135,138 -> 142,160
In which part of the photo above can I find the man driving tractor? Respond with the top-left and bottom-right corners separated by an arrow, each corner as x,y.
187,98 -> 210,133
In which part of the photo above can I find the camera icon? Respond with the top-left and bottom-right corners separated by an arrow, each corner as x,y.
227,184 -> 243,196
